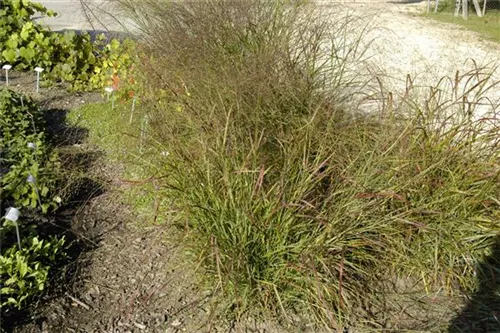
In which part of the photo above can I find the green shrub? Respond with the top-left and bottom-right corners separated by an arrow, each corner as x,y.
0,0 -> 137,92
0,88 -> 66,312
0,88 -> 44,142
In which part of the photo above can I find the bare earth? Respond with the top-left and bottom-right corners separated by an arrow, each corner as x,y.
9,1 -> 500,333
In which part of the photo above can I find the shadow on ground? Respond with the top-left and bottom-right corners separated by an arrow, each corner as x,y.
45,108 -> 90,146
449,237 -> 500,332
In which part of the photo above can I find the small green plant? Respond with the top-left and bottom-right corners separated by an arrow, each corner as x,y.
1,88 -> 66,312
0,235 -> 65,309
0,88 -> 44,141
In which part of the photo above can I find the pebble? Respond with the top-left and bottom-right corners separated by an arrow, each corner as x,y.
41,321 -> 49,333
134,322 -> 147,330
171,319 -> 182,327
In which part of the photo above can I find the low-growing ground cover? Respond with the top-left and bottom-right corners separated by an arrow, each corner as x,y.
0,67 -> 139,332
1,88 -> 64,311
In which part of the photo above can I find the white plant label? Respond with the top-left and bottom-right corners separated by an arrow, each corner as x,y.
34,67 -> 44,93
5,207 -> 20,222
129,97 -> 137,123
27,174 -> 36,184
2,64 -> 12,86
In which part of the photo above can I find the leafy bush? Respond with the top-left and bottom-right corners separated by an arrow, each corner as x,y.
0,88 -> 44,142
0,0 -> 137,92
121,0 -> 500,329
0,0 -> 55,67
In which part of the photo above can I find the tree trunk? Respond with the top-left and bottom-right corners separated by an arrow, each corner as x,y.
482,0 -> 487,15
472,0 -> 483,16
454,0 -> 461,16
462,0 -> 468,19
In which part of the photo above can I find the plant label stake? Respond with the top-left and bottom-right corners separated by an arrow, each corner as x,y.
104,87 -> 113,101
140,116 -> 148,153
28,142 -> 38,162
2,64 -> 12,86
129,97 -> 137,124
104,87 -> 115,109
23,102 -> 39,135
34,67 -> 44,93
20,95 -> 38,135
4,207 -> 22,251
27,174 -> 43,209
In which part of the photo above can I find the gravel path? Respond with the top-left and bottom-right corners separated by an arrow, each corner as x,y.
373,3 -> 498,77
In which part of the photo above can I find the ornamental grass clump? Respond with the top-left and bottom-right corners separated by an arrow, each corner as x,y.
118,0 -> 500,329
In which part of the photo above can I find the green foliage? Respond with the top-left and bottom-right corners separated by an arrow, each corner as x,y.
428,10 -> 500,43
43,31 -> 137,92
122,0 -> 378,326
0,0 -> 55,69
0,235 -> 65,309
0,88 -> 44,142
0,89 -> 60,212
0,0 -> 137,92
0,89 -> 65,312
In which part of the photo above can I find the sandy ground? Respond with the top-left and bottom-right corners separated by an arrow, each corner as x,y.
357,1 -> 499,78
344,1 -> 500,116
